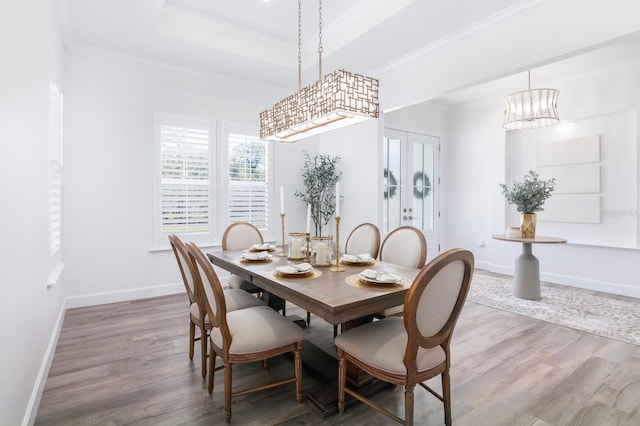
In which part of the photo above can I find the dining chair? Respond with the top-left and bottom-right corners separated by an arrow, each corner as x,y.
222,221 -> 287,315
335,248 -> 474,426
169,234 -> 264,379
186,241 -> 304,424
344,222 -> 381,259
378,226 -> 427,317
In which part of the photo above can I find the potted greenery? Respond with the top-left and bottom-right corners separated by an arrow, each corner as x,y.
295,152 -> 341,237
500,170 -> 556,238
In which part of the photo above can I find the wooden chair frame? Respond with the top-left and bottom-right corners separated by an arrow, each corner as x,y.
168,234 -> 211,378
186,242 -> 303,423
337,248 -> 474,425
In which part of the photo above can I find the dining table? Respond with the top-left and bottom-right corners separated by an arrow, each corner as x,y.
206,247 -> 421,417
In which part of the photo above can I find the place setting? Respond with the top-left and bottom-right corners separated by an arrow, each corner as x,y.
345,268 -> 410,290
271,262 -> 322,280
238,250 -> 274,263
338,253 -> 376,267
243,243 -> 279,253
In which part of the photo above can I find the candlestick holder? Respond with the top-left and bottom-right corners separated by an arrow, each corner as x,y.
330,216 -> 346,272
305,233 -> 311,263
279,213 -> 287,256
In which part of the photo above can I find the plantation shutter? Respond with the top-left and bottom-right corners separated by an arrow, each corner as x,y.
48,84 -> 63,256
160,118 -> 211,234
228,132 -> 269,229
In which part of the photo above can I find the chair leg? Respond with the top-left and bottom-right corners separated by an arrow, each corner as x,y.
306,311 -> 311,326
189,321 -> 195,360
442,370 -> 452,426
200,327 -> 208,379
208,345 -> 215,394
337,350 -> 346,414
224,362 -> 232,423
405,384 -> 415,426
295,342 -> 303,403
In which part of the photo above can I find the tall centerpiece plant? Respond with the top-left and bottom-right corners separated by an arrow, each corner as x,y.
295,152 -> 341,237
500,170 -> 556,238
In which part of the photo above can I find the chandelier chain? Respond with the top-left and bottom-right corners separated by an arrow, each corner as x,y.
318,0 -> 323,79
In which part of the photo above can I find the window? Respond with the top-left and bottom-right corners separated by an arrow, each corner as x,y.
155,114 -> 213,245
227,126 -> 270,231
154,117 -> 273,247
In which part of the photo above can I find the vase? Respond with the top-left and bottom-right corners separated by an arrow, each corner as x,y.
520,213 -> 537,238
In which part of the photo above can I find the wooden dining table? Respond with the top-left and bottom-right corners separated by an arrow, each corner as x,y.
206,248 -> 421,417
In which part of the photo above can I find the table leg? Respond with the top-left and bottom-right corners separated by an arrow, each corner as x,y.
513,242 -> 541,300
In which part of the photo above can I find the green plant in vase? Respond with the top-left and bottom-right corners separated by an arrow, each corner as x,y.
500,170 -> 556,238
295,152 -> 341,237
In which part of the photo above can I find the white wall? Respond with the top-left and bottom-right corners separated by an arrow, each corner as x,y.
444,46 -> 640,297
62,52 -> 313,305
0,0 -> 66,424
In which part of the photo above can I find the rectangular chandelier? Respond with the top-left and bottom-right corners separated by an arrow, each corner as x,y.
260,69 -> 379,142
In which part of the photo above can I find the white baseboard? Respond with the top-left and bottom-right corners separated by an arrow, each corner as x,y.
65,282 -> 185,309
486,264 -> 640,299
22,298 -> 67,426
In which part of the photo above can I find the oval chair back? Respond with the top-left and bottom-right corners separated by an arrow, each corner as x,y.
379,226 -> 427,269
222,221 -> 264,251
344,223 -> 381,259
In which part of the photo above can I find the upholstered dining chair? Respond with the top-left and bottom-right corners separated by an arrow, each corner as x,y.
378,226 -> 427,317
222,221 -> 287,315
169,234 -> 263,379
379,225 -> 427,269
335,248 -> 474,426
344,222 -> 381,259
186,241 -> 304,424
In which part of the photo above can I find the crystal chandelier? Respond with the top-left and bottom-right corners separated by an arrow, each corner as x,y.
503,70 -> 559,130
260,0 -> 379,142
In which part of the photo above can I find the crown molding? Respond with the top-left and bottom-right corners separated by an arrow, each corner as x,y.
66,42 -> 291,92
158,4 -> 295,68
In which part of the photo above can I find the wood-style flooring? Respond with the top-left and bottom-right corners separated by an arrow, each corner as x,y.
35,273 -> 640,425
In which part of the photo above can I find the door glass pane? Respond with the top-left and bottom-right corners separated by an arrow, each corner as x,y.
383,137 -> 402,233
412,141 -> 434,232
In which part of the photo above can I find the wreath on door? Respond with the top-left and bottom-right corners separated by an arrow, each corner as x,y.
413,172 -> 431,199
383,168 -> 397,200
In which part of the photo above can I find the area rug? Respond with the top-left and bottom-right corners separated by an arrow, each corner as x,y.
467,272 -> 640,346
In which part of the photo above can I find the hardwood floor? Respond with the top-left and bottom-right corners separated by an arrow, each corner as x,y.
36,275 -> 640,425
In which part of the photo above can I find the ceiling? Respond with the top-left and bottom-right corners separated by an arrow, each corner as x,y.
56,0 -> 524,90
55,0 -> 640,109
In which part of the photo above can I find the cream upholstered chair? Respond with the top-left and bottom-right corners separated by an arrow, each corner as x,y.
186,241 -> 304,424
169,234 -> 263,378
335,248 -> 474,426
379,226 -> 427,317
222,222 -> 286,315
344,222 -> 381,259
379,226 -> 427,268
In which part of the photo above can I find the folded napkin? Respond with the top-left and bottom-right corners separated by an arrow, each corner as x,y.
359,269 -> 402,283
342,253 -> 372,263
242,251 -> 271,260
251,243 -> 274,251
275,262 -> 313,274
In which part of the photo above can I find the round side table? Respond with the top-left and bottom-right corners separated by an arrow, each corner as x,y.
492,234 -> 567,300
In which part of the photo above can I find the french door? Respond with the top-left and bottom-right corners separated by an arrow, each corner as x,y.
383,128 -> 440,259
